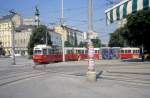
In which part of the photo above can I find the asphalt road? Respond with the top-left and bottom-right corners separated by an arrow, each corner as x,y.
0,57 -> 150,98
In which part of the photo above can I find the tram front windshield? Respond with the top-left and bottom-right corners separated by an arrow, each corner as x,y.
34,50 -> 42,55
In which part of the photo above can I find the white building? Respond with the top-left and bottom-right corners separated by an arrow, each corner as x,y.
83,32 -> 88,40
54,25 -> 84,46
0,14 -> 23,55
48,29 -> 62,47
88,31 -> 99,39
23,18 -> 35,26
15,25 -> 34,55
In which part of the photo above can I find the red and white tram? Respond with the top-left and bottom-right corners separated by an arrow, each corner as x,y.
32,45 -> 101,64
32,45 -> 141,63
33,45 -> 62,64
65,47 -> 101,60
119,47 -> 141,59
64,47 -> 79,61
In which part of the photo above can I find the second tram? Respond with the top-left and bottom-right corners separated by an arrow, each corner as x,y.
120,47 -> 141,59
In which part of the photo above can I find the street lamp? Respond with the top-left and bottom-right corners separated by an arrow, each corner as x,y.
9,10 -> 16,65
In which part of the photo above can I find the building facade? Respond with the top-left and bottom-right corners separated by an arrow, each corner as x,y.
15,26 -> 33,55
54,25 -> 84,46
88,31 -> 99,39
23,18 -> 35,26
0,14 -> 23,55
48,29 -> 62,47
0,14 -> 85,56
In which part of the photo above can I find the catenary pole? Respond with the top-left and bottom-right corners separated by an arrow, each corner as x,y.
86,0 -> 96,81
61,0 -> 65,62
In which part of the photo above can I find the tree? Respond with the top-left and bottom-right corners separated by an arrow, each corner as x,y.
65,41 -> 73,47
91,38 -> 101,48
74,33 -> 78,47
28,25 -> 52,55
78,41 -> 86,47
122,8 -> 150,53
108,27 -> 126,47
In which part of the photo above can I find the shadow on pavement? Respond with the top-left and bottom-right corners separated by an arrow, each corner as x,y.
121,58 -> 143,62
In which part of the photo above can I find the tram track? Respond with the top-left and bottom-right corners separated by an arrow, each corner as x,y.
0,61 -> 150,87
0,70 -> 47,87
0,69 -> 43,81
101,71 -> 150,86
0,66 -> 85,87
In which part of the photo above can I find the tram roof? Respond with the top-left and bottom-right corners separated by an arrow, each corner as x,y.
121,47 -> 140,50
34,45 -> 51,49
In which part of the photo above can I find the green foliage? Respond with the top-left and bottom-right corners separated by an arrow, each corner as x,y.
74,33 -> 78,47
78,38 -> 101,48
123,9 -> 150,53
78,41 -> 86,47
101,44 -> 106,47
27,25 -> 52,55
109,27 -> 126,47
65,41 -> 73,47
91,38 -> 101,48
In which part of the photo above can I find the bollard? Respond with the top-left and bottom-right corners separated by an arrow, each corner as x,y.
86,71 -> 97,82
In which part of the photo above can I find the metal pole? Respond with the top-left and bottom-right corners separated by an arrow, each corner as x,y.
61,0 -> 64,25
46,29 -> 48,54
141,44 -> 144,61
86,0 -> 96,81
9,11 -> 16,65
61,0 -> 65,62
88,0 -> 95,71
46,30 -> 48,46
35,5 -> 40,28
88,0 -> 93,33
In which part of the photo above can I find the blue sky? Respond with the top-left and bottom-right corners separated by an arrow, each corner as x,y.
0,0 -> 120,44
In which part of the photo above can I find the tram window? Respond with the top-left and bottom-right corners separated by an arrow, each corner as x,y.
77,50 -> 81,54
79,50 -> 82,54
125,50 -> 128,53
34,50 -> 42,54
121,50 -> 124,53
53,49 -> 56,54
95,50 -> 99,53
71,50 -> 73,53
133,50 -> 136,53
85,50 -> 88,53
67,50 -> 73,54
67,50 -> 70,54
48,49 -> 52,54
76,50 -> 78,54
51,49 -> 54,53
81,50 -> 84,54
74,50 -> 76,53
55,49 -> 59,53
95,50 -> 97,53
128,50 -> 131,53
94,50 -> 97,53
43,49 -> 47,55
